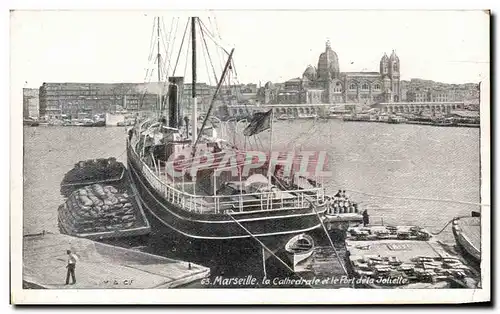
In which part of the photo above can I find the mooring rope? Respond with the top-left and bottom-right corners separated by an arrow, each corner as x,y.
309,200 -> 349,276
343,188 -> 489,207
430,215 -> 471,235
226,212 -> 314,288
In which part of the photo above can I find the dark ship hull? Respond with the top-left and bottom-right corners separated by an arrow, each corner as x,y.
127,147 -> 326,241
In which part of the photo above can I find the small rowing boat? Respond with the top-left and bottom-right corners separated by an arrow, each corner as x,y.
285,233 -> 315,271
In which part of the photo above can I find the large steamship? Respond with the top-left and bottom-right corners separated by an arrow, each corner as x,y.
127,17 -> 327,241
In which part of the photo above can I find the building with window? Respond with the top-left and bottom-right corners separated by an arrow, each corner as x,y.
405,79 -> 478,105
39,82 -> 162,119
182,83 -> 215,113
259,41 -> 401,105
23,88 -> 39,118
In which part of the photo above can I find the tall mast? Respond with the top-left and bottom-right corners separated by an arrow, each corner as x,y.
191,17 -> 198,142
157,17 -> 162,116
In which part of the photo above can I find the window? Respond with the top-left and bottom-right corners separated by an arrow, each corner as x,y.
333,82 -> 342,92
373,84 -> 381,90
349,83 -> 357,91
362,83 -> 369,91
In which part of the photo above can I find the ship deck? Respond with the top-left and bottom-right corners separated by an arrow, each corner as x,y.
455,217 -> 481,253
23,233 -> 210,289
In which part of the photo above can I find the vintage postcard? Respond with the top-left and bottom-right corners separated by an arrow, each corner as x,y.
10,9 -> 490,304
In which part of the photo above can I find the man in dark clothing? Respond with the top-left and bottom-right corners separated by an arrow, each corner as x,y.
65,250 -> 78,285
362,210 -> 370,227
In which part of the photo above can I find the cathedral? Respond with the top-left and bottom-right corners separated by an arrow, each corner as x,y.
259,41 -> 401,105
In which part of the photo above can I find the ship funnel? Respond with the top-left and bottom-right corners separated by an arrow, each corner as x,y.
167,76 -> 184,129
168,83 -> 179,128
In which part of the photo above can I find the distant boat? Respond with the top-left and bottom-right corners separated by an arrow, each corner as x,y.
23,118 -> 39,127
387,116 -> 407,124
284,233 -> 315,271
433,118 -> 456,127
81,119 -> 95,127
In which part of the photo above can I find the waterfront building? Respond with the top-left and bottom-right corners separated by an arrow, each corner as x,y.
404,79 -> 479,105
39,82 -> 162,119
23,88 -> 39,118
182,83 -> 216,113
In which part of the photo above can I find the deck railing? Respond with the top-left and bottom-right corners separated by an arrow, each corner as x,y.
128,145 -> 324,215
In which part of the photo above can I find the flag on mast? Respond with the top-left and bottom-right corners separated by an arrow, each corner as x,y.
243,110 -> 272,137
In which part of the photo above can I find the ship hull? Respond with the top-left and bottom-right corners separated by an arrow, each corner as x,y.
127,149 -> 326,241
452,218 -> 481,264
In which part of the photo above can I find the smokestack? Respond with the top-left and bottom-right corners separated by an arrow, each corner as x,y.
167,76 -> 184,129
168,84 -> 179,128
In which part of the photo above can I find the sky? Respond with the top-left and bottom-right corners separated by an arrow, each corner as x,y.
10,10 -> 490,89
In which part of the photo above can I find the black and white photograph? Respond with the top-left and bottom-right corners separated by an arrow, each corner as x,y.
10,8 -> 490,304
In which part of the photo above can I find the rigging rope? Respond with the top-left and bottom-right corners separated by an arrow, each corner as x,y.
199,21 -> 219,85
159,17 -> 180,107
159,17 -> 175,77
183,28 -> 191,83
208,16 -> 226,77
172,19 -> 190,76
198,19 -> 230,55
147,18 -> 157,62
199,33 -> 213,87
165,17 -> 180,77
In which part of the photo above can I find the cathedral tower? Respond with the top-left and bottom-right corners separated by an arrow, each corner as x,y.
389,50 -> 400,102
380,53 -> 389,77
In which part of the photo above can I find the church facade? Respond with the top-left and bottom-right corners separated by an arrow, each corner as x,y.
259,41 -> 401,105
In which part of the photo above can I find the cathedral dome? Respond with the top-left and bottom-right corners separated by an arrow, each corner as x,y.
303,65 -> 317,81
264,81 -> 274,89
317,40 -> 340,80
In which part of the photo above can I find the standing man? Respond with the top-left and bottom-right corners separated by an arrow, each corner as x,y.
362,210 -> 370,227
65,250 -> 78,285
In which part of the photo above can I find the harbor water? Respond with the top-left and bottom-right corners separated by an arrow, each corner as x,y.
23,120 -> 480,287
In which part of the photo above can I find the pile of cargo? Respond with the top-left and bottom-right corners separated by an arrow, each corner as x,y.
59,183 -> 137,234
349,254 -> 475,287
61,158 -> 124,186
348,225 -> 432,241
